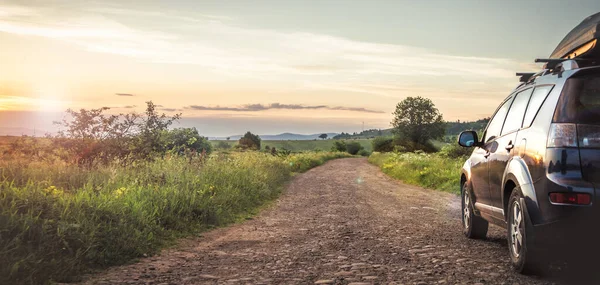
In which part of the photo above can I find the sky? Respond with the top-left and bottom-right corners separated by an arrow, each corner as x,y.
1,0 -> 600,136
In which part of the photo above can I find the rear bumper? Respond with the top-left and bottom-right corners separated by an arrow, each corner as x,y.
531,206 -> 600,249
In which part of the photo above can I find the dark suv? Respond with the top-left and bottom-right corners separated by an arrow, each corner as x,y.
457,13 -> 600,273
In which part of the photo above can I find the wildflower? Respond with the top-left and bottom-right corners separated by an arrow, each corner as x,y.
114,187 -> 127,197
43,185 -> 63,196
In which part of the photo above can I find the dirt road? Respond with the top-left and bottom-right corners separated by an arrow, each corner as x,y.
83,158 -> 561,285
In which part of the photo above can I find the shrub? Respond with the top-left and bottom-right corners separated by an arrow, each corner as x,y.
345,141 -> 364,155
358,149 -> 370,156
238,132 -> 261,150
439,143 -> 473,158
372,137 -> 394,152
165,127 -> 212,155
331,140 -> 347,152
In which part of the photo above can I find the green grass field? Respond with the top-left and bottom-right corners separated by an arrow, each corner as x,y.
0,147 -> 351,284
211,139 -> 373,152
368,152 -> 463,194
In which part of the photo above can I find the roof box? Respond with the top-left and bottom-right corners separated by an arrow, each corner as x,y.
550,12 -> 600,59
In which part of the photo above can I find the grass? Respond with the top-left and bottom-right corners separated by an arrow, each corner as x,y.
211,139 -> 373,152
368,152 -> 464,194
0,150 -> 350,284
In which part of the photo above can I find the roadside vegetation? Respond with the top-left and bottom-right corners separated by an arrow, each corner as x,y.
0,103 -> 351,284
368,96 -> 484,194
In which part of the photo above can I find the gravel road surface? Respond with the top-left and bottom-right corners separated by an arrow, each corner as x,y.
80,158 -> 592,285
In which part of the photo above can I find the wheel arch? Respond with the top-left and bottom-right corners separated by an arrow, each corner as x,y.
502,157 -> 541,223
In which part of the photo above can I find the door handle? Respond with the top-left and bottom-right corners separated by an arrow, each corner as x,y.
505,141 -> 514,151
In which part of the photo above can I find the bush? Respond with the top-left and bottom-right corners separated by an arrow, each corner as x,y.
358,149 -> 370,156
372,137 -> 394,152
345,141 -> 364,155
238,132 -> 261,150
331,140 -> 347,152
165,128 -> 212,155
438,143 -> 473,158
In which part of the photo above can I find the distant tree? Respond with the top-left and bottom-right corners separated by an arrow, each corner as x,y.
319,133 -> 328,140
392,96 -> 445,152
226,137 -> 230,141
238,131 -> 261,150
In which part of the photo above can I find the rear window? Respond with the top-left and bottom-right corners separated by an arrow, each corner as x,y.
554,73 -> 600,124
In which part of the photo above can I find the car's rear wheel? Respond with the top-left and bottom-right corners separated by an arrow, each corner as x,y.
507,188 -> 543,274
461,183 -> 488,239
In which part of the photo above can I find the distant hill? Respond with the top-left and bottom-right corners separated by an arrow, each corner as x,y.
210,132 -> 339,141
332,119 -> 490,140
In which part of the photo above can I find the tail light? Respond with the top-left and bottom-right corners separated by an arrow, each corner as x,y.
578,124 -> 600,148
547,123 -> 577,147
547,123 -> 600,148
549,192 -> 591,205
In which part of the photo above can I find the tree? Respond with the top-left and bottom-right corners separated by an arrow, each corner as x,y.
392,96 -> 445,152
165,127 -> 212,154
238,131 -> 261,150
372,137 -> 394,152
319,133 -> 328,140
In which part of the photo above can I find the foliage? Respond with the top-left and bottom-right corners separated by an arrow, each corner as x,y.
371,137 -> 394,152
318,133 -> 328,140
164,127 -> 212,155
331,140 -> 347,152
392,97 -> 445,152
216,141 -> 232,149
357,149 -> 370,157
0,150 -> 347,284
438,143 -> 473,159
368,152 -> 463,194
345,141 -> 364,155
238,132 -> 261,150
333,129 -> 388,139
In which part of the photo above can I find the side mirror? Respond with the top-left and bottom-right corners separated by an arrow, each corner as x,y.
458,131 -> 481,147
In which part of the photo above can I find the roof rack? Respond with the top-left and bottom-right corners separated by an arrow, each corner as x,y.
535,58 -> 597,70
516,72 -> 535,82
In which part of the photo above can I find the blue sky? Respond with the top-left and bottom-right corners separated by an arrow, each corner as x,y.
0,0 -> 599,136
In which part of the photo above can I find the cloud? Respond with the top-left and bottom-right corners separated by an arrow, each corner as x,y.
115,93 -> 134,96
185,103 -> 384,114
160,108 -> 180,112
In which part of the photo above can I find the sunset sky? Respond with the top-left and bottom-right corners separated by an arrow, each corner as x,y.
1,0 -> 600,136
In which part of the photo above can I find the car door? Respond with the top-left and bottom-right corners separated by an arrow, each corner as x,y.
470,97 -> 513,206
488,88 -> 533,211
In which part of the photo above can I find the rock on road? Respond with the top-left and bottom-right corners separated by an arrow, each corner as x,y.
83,158 -> 557,285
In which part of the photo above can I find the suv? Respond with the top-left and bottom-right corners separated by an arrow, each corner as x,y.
457,13 -> 600,273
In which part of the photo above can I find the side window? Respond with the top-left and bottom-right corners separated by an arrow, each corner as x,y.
523,85 -> 554,127
501,88 -> 533,135
484,97 -> 513,142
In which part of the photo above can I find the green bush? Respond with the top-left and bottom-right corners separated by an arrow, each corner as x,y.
371,137 -> 394,152
438,143 -> 473,158
345,141 -> 364,155
358,149 -> 370,157
331,140 -> 347,152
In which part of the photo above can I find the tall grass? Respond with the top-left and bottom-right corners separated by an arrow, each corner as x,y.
368,152 -> 463,194
0,151 -> 348,284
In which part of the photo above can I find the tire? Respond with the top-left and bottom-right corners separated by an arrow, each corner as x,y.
507,188 -> 544,274
461,182 -> 488,239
